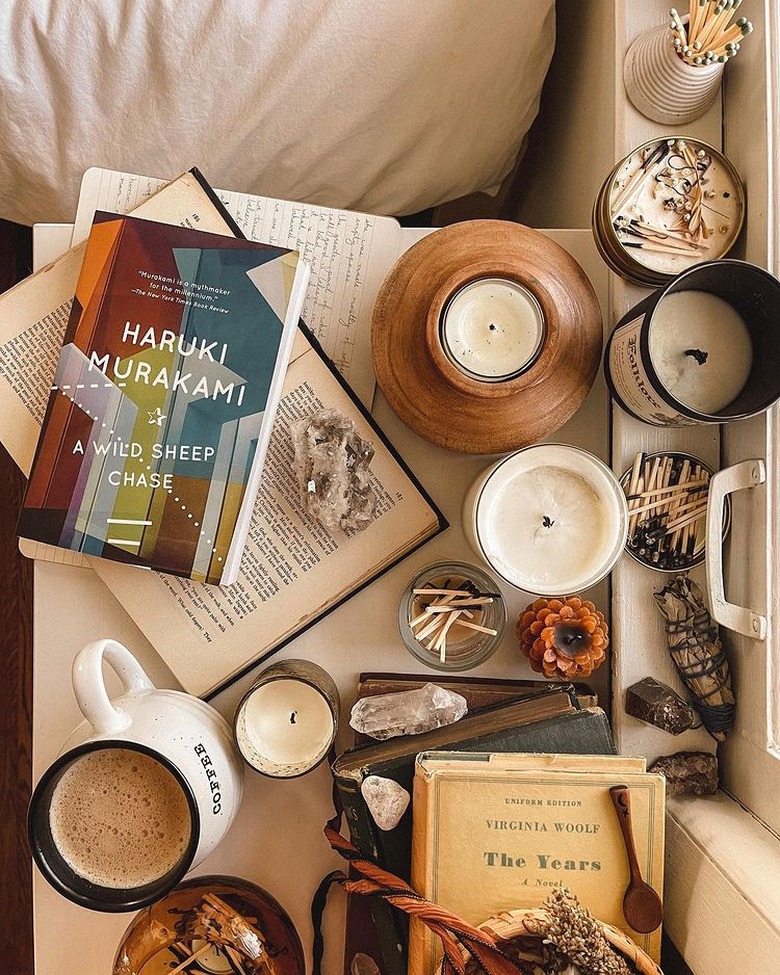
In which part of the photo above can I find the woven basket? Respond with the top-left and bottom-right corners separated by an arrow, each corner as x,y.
452,909 -> 663,975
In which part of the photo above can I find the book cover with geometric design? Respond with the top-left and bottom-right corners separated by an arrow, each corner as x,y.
19,211 -> 309,585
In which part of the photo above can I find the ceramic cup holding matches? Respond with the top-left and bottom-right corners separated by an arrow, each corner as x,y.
624,5 -> 754,126
28,639 -> 244,912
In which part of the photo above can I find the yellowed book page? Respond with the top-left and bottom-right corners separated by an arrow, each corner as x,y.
416,753 -> 647,773
410,768 -> 664,973
485,753 -> 647,771
73,167 -> 403,405
0,245 -> 84,474
92,337 -> 440,698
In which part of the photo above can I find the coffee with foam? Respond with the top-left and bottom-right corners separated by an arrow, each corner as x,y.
49,748 -> 191,889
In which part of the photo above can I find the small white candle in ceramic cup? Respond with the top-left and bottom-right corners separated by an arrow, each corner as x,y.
440,276 -> 545,381
234,659 -> 339,778
464,444 -> 628,596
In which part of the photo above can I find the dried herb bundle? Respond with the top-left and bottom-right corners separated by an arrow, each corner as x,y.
543,889 -> 632,975
653,575 -> 735,740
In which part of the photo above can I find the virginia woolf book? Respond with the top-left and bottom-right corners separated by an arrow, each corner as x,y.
334,692 -> 615,975
18,211 -> 310,585
409,755 -> 665,973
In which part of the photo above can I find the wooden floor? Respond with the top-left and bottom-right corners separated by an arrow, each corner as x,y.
0,218 -> 34,971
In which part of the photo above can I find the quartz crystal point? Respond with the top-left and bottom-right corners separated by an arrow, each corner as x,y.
361,775 -> 411,831
290,409 -> 377,532
649,751 -> 718,796
625,676 -> 698,735
349,683 -> 468,740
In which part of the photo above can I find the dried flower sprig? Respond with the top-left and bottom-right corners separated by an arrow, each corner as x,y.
543,889 -> 632,975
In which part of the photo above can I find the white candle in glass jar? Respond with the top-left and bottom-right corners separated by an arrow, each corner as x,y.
235,676 -> 336,777
464,445 -> 627,595
649,290 -> 752,414
441,277 -> 545,381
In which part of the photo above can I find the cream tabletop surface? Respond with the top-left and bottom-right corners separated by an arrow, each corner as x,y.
31,229 -> 612,974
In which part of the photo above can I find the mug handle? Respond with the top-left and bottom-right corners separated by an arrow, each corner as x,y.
72,639 -> 155,735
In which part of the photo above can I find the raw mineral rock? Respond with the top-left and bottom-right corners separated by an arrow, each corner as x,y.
361,775 -> 411,831
649,751 -> 718,797
625,676 -> 698,735
349,683 -> 468,740
350,953 -> 382,975
290,409 -> 377,533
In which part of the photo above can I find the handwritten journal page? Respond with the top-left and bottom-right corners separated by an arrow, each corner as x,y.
73,167 -> 404,406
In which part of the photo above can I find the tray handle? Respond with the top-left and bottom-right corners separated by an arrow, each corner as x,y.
706,459 -> 767,640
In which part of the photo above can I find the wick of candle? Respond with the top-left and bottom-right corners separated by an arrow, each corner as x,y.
290,711 -> 297,724
684,348 -> 709,365
553,621 -> 593,658
542,515 -> 555,528
489,322 -> 498,331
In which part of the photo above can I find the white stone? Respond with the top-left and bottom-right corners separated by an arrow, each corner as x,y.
349,683 -> 468,740
361,775 -> 411,831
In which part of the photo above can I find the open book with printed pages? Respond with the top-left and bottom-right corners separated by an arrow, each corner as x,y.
1,167 -> 446,696
409,753 -> 665,972
18,210 -> 310,586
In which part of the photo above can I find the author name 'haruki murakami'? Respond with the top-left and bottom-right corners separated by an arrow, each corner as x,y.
87,322 -> 246,405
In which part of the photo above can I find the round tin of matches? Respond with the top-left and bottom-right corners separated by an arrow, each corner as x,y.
593,137 -> 745,288
619,450 -> 730,571
371,220 -> 602,454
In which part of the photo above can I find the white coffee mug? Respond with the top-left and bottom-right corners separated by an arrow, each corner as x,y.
28,639 -> 244,912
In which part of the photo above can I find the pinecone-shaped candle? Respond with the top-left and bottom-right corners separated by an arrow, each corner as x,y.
517,596 -> 609,680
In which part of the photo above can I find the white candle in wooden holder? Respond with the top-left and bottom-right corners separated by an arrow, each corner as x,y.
234,659 -> 339,778
370,221 -> 603,454
440,277 -> 545,381
463,444 -> 628,596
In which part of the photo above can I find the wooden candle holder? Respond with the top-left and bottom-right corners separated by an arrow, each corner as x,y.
371,220 -> 602,454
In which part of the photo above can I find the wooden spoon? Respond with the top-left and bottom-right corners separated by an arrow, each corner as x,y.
609,785 -> 664,933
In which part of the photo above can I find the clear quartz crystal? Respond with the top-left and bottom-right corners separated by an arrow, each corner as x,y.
349,683 -> 468,740
360,775 -> 411,831
290,409 -> 377,532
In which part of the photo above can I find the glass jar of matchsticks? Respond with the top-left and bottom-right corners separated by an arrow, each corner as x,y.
620,451 -> 730,571
398,561 -> 506,671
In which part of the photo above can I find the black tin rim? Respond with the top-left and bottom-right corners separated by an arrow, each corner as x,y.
607,259 -> 780,424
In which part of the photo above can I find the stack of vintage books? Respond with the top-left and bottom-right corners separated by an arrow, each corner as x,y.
333,674 -> 665,975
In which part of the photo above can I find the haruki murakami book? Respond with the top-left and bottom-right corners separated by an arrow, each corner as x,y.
18,210 -> 310,585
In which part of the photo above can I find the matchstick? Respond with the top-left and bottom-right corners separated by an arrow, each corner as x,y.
168,944 -> 214,975
625,477 -> 708,499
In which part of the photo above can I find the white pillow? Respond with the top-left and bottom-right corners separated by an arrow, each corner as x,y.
0,0 -> 555,224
